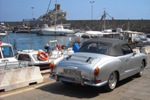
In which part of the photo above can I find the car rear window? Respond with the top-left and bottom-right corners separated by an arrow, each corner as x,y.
78,42 -> 108,54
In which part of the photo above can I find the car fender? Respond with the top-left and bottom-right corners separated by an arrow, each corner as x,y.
91,57 -> 123,82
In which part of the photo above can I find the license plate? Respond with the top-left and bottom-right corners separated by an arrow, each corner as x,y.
63,69 -> 81,78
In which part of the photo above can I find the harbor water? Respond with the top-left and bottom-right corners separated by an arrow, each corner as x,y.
2,33 -> 71,53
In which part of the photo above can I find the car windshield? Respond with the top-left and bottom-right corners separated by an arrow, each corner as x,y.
78,42 -> 108,54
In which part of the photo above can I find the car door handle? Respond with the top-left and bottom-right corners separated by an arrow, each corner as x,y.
126,59 -> 129,62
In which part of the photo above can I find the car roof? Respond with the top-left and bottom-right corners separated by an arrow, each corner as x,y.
83,38 -> 126,45
80,38 -> 128,56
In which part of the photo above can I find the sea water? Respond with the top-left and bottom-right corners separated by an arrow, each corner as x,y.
2,33 -> 71,53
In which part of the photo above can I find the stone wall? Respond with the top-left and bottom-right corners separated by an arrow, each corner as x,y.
1,19 -> 150,33
66,20 -> 150,33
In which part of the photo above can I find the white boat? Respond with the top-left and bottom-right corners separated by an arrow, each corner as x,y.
0,41 -> 28,70
0,30 -> 7,40
75,30 -> 121,39
38,24 -> 74,36
121,30 -> 148,43
16,40 -> 74,70
0,23 -> 7,39
81,31 -> 104,38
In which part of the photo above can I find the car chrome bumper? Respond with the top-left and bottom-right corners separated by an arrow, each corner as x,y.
84,81 -> 107,87
50,73 -> 107,87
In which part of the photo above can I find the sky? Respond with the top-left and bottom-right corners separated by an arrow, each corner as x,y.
0,0 -> 150,22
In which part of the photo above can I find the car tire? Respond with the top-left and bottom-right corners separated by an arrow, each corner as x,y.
104,71 -> 118,92
136,61 -> 145,77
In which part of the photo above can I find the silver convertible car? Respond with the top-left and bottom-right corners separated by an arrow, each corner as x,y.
50,38 -> 147,91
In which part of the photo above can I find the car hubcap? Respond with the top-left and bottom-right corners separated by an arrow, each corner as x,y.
108,72 -> 117,89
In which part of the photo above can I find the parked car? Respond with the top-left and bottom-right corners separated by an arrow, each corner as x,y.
50,38 -> 147,91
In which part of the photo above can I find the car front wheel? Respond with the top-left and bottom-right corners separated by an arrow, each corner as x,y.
104,71 -> 118,92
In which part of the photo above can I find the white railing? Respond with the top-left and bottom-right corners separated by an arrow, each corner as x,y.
0,61 -> 29,71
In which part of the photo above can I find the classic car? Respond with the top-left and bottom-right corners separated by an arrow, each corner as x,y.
50,38 -> 147,91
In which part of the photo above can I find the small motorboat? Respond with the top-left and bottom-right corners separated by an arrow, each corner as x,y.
0,30 -> 7,40
16,40 -> 74,70
0,41 -> 28,71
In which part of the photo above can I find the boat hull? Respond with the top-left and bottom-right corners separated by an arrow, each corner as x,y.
38,30 -> 74,36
